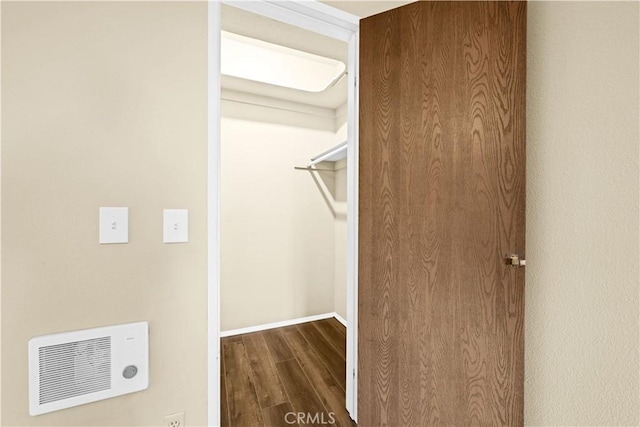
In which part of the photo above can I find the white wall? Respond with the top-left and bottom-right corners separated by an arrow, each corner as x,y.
526,2 -> 639,425
220,100 -> 342,331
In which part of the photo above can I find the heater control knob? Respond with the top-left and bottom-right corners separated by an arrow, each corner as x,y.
122,365 -> 138,379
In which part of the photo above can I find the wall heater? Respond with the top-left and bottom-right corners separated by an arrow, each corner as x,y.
28,321 -> 149,416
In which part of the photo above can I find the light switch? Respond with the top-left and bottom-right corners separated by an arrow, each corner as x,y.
99,207 -> 129,244
163,209 -> 188,243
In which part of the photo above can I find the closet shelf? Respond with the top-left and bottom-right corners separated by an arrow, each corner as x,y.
294,141 -> 347,171
307,141 -> 347,168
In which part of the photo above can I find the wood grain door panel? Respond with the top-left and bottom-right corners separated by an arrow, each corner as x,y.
358,2 -> 526,425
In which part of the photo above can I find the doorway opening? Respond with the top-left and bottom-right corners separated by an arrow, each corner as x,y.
219,4 -> 349,425
207,2 -> 360,426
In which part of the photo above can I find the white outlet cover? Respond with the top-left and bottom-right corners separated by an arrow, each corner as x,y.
99,207 -> 129,244
163,209 -> 188,243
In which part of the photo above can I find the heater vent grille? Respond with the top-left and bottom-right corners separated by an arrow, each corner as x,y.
38,337 -> 111,404
29,322 -> 148,415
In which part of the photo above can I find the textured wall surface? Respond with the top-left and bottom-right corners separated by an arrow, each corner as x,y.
526,2 -> 639,425
1,3 -> 208,425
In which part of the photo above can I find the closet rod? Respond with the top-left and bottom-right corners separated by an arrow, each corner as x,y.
307,141 -> 347,167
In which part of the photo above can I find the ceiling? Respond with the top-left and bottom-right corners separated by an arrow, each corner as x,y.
220,1 -> 418,110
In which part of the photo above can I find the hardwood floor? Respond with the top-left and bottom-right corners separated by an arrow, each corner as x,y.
221,318 -> 354,427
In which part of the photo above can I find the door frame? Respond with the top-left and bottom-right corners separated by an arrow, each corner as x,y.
207,1 -> 360,425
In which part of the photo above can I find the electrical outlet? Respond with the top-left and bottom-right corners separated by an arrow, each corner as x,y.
164,412 -> 185,427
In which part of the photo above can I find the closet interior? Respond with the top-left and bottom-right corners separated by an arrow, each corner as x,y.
219,5 -> 351,426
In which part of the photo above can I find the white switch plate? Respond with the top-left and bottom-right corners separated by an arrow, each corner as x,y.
163,209 -> 188,243
99,207 -> 129,244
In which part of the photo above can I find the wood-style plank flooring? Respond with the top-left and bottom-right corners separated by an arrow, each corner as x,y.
221,318 -> 354,427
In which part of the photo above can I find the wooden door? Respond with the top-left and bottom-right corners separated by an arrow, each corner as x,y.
358,1 -> 526,425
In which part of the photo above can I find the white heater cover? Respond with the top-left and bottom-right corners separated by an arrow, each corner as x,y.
28,321 -> 148,416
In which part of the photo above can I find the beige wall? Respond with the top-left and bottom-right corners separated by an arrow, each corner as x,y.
526,2 -> 639,425
1,2 -> 208,426
220,101 -> 341,331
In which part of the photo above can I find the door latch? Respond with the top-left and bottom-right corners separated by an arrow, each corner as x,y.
508,254 -> 526,267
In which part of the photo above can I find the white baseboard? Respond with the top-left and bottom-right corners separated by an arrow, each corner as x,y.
333,312 -> 347,327
221,312 -> 342,337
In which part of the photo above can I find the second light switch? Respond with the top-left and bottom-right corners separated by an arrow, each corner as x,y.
163,209 -> 189,243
